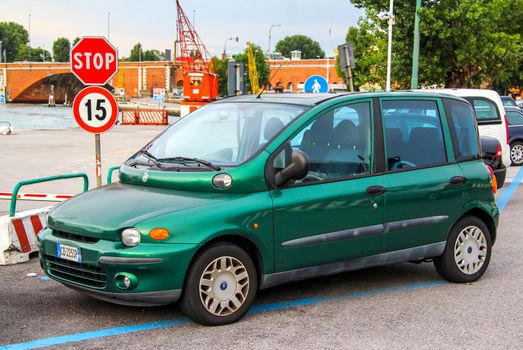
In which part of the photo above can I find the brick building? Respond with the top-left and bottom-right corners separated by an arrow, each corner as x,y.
267,57 -> 346,93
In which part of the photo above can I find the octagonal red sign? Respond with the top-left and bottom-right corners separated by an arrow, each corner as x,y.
71,37 -> 119,85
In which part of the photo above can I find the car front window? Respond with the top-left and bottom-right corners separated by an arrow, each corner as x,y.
133,102 -> 305,169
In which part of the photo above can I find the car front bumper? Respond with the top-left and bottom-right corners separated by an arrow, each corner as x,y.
38,228 -> 200,306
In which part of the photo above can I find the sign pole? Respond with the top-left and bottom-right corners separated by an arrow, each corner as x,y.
95,134 -> 102,187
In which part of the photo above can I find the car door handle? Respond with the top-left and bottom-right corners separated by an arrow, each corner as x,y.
366,185 -> 386,196
450,176 -> 467,185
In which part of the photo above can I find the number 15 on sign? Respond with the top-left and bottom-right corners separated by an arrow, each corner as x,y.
73,86 -> 119,187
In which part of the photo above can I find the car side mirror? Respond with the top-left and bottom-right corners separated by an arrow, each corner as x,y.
274,150 -> 310,187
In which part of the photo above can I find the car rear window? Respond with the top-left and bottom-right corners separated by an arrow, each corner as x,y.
443,99 -> 480,161
463,97 -> 501,124
507,111 -> 523,125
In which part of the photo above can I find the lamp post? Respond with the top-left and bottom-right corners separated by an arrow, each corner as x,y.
107,12 -> 111,40
28,14 -> 31,62
223,36 -> 238,59
268,24 -> 282,58
410,0 -> 422,89
0,41 -> 2,64
385,0 -> 394,91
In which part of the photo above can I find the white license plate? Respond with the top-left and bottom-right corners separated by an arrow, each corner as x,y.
57,243 -> 82,263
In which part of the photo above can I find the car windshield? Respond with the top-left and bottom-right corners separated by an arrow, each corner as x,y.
134,102 -> 306,168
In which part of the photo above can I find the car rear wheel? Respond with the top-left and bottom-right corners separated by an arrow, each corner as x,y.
179,242 -> 258,326
434,216 -> 492,283
510,141 -> 523,166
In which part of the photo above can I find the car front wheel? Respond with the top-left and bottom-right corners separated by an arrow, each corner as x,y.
434,216 -> 492,283
180,242 -> 258,326
510,141 -> 523,166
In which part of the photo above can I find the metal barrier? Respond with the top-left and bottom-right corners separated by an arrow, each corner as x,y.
1,173 -> 89,265
107,165 -> 121,185
8,173 -> 88,217
121,109 -> 168,125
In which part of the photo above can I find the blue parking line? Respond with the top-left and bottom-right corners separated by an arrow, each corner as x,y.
1,280 -> 447,350
496,167 -> 523,213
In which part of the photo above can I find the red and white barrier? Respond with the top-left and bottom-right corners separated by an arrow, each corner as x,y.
121,109 -> 168,125
0,207 -> 50,265
0,192 -> 72,202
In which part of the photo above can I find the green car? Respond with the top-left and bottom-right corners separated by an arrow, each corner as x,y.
38,92 -> 499,325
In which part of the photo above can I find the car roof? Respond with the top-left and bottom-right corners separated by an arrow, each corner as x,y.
216,91 -> 467,107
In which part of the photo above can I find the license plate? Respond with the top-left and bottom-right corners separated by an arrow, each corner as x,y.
56,243 -> 82,263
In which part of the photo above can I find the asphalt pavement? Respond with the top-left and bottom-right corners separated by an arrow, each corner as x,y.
1,128 -> 522,349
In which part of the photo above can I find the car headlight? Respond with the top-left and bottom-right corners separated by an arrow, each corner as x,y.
121,228 -> 141,247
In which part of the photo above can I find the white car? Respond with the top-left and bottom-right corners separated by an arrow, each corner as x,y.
417,89 -> 510,168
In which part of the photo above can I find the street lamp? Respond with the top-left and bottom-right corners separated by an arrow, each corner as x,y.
268,24 -> 282,58
28,14 -> 31,62
378,1 -> 394,91
223,36 -> 238,59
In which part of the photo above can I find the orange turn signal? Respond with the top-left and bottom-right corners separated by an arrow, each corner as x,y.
149,228 -> 170,240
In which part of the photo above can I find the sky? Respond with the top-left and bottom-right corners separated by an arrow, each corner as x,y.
1,0 -> 363,58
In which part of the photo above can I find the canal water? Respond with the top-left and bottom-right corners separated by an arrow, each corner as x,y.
0,104 -> 75,130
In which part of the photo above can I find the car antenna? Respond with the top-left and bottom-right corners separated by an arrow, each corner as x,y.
256,88 -> 265,98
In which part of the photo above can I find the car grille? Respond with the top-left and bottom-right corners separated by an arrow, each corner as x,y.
45,255 -> 107,288
53,230 -> 100,244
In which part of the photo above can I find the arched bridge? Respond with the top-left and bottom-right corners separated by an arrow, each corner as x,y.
0,61 -> 182,103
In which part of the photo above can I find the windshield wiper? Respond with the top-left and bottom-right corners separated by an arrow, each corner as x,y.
129,150 -> 163,169
156,156 -> 221,171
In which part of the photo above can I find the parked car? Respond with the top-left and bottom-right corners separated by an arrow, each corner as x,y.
505,106 -> 523,165
420,89 -> 510,171
38,92 -> 498,325
480,136 -> 506,184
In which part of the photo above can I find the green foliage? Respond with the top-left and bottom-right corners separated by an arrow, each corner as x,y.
16,45 -> 51,62
72,37 -> 81,47
275,35 -> 325,59
348,0 -> 523,88
0,22 -> 29,62
53,37 -> 70,62
233,43 -> 270,94
212,56 -> 229,97
128,43 -> 163,61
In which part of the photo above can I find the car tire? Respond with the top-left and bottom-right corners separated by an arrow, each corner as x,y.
510,141 -> 523,166
434,216 -> 492,283
179,242 -> 258,326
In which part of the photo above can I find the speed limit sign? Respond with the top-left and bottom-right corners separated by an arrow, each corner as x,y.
72,86 -> 118,134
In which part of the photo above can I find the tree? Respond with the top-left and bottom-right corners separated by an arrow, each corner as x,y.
127,43 -> 163,61
233,43 -> 270,94
53,37 -> 70,62
212,56 -> 229,97
16,45 -> 51,62
72,37 -> 81,47
335,17 -> 388,91
347,0 -> 523,88
275,35 -> 325,59
0,22 -> 28,62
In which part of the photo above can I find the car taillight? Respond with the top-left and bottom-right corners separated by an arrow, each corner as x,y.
496,144 -> 502,158
486,165 -> 497,193
504,114 -> 509,145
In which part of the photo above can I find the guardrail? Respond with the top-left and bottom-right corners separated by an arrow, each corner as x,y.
8,173 -> 89,217
107,165 -> 121,185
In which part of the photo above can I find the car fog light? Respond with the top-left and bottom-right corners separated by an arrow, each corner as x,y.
121,228 -> 141,247
115,273 -> 138,290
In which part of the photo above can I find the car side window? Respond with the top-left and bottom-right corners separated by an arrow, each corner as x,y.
382,100 -> 447,171
272,102 -> 372,184
443,99 -> 480,161
464,97 -> 501,124
507,111 -> 523,125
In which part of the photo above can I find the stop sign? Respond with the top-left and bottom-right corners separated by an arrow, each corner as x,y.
71,37 -> 118,85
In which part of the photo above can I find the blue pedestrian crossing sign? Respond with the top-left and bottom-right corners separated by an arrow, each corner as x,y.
304,75 -> 328,93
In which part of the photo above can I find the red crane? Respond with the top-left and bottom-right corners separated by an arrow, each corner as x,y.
176,0 -> 218,104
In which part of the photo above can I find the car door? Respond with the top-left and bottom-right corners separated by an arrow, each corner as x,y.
268,99 -> 385,272
380,98 -> 466,252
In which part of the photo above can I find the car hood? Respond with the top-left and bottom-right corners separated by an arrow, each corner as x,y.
48,182 -> 243,241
